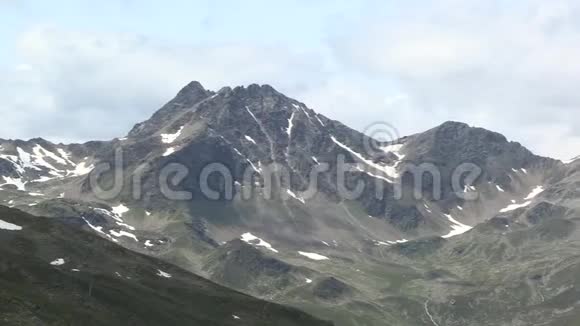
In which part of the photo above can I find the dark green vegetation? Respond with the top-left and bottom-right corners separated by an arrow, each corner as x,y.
0,206 -> 332,326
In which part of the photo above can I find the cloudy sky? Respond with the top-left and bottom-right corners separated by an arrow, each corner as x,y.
1,0 -> 579,160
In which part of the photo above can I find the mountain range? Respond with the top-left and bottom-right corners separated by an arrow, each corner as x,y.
2,81 -> 580,325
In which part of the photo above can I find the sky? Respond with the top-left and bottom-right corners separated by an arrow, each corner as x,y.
1,0 -> 580,160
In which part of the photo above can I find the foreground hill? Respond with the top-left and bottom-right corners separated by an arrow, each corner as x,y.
0,206 -> 332,326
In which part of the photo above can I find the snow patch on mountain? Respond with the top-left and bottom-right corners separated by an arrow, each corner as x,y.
286,112 -> 295,137
163,147 -> 176,156
244,135 -> 257,144
67,162 -> 94,177
0,219 -> 22,231
441,214 -> 473,239
315,114 -> 325,126
109,229 -> 139,242
32,145 -> 67,166
156,269 -> 172,278
380,143 -> 405,159
56,148 -> 75,165
16,147 -> 41,171
0,154 -> 25,174
112,204 -> 130,217
355,165 -> 392,183
50,258 -> 66,266
0,143 -> 94,185
524,186 -> 544,200
246,159 -> 261,173
241,232 -> 279,253
1,176 -> 26,191
331,136 -> 398,181
161,126 -> 184,144
82,217 -> 105,235
286,189 -> 305,204
116,221 -> 136,231
245,106 -> 260,125
298,251 -> 329,261
500,201 -> 532,213
499,186 -> 544,213
374,238 -> 410,245
464,185 -> 477,192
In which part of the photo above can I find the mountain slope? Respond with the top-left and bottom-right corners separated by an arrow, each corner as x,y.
1,80 -> 579,325
0,206 -> 332,326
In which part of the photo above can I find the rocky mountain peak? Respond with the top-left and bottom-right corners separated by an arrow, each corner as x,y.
431,121 -> 507,144
403,120 -> 535,165
229,83 -> 278,95
175,80 -> 212,101
127,82 -> 305,142
433,120 -> 471,131
127,81 -> 215,138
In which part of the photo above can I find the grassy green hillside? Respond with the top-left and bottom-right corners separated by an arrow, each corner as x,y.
0,206 -> 332,326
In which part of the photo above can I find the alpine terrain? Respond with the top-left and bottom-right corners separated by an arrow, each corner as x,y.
2,81 -> 580,325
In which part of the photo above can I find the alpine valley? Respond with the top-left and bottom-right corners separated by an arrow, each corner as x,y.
2,81 -> 580,326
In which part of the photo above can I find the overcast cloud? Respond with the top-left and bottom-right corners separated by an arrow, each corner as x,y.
1,0 -> 580,160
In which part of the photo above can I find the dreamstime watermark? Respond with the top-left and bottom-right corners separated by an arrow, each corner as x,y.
87,122 -> 483,203
362,121 -> 401,157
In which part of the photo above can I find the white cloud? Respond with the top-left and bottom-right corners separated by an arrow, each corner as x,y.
3,1 -> 580,161
14,63 -> 33,72
329,0 -> 580,159
1,26 -> 327,142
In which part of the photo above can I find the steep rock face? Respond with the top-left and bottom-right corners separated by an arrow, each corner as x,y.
400,121 -> 560,204
404,121 -> 534,166
128,81 -> 215,139
51,83 -> 407,250
1,81 -> 567,258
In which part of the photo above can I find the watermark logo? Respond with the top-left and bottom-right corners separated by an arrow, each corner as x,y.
362,121 -> 400,157
87,122 -> 482,203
